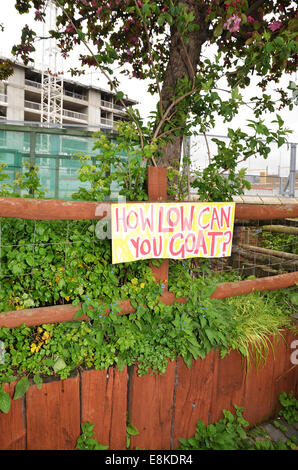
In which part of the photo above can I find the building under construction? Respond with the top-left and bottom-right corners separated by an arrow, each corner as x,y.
0,59 -> 137,130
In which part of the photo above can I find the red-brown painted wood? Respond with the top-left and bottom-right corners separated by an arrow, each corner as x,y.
128,360 -> 176,450
209,349 -> 247,423
235,203 -> 298,220
147,166 -> 168,202
0,197 -> 111,220
80,367 -> 127,450
273,330 -> 298,408
172,352 -> 217,449
26,375 -> 80,450
271,332 -> 292,416
0,381 -> 26,449
242,338 -> 279,426
148,166 -> 169,289
0,304 -> 87,328
1,196 -> 297,221
0,329 -> 296,450
1,272 -> 297,329
210,271 -> 298,299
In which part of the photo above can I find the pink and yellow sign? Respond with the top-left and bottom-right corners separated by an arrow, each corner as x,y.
111,202 -> 235,264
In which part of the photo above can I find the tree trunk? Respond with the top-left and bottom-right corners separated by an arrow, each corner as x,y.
156,1 -> 210,168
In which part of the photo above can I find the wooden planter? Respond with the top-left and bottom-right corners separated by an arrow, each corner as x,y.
0,329 -> 296,450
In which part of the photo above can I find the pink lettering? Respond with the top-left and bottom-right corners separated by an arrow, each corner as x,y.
198,207 -> 210,229
210,207 -> 220,230
207,231 -> 223,256
139,205 -> 154,232
185,233 -> 196,253
220,206 -> 231,229
126,210 -> 139,230
140,239 -> 151,256
129,237 -> 140,257
169,233 -> 185,258
194,231 -> 208,255
152,236 -> 163,257
180,205 -> 195,231
116,206 -> 127,232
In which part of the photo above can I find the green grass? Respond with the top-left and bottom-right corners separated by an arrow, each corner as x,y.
225,288 -> 297,368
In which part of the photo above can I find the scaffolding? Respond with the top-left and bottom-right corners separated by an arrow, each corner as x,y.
0,124 -> 120,200
41,0 -> 64,125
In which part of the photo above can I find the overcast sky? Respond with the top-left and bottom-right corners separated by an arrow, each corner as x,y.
0,1 -> 297,176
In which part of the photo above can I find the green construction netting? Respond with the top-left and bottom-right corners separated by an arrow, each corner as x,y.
0,127 -> 122,200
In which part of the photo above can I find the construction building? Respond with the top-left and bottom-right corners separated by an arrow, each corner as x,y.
0,59 -> 138,200
0,59 -> 137,130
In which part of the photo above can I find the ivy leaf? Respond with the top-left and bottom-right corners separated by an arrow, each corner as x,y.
0,387 -> 11,413
77,29 -> 85,41
213,23 -> 223,38
126,424 -> 139,436
33,375 -> 43,390
13,376 -> 29,400
289,293 -> 298,306
53,357 -> 67,373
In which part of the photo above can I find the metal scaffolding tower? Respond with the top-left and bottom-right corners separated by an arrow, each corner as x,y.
41,0 -> 63,125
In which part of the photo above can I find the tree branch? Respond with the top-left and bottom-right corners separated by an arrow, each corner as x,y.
133,0 -> 164,120
53,0 -> 145,151
245,0 -> 267,17
152,86 -> 200,141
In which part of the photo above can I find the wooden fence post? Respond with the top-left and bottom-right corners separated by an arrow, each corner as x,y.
147,166 -> 169,289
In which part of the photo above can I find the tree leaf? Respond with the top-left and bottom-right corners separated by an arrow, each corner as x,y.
33,374 -> 43,390
53,357 -> 67,373
127,424 -> 139,436
0,387 -> 11,413
13,376 -> 29,400
213,24 -> 223,38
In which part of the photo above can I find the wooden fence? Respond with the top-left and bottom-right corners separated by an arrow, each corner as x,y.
0,329 -> 296,450
0,166 -> 297,450
0,167 -> 298,329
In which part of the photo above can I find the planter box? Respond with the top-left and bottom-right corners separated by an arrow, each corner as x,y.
0,329 -> 297,450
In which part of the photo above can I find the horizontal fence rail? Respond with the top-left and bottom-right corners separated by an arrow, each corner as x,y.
0,167 -> 297,329
0,197 -> 298,220
0,271 -> 297,329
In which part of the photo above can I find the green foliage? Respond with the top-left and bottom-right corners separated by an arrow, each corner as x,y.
126,422 -> 139,449
0,384 -> 10,413
0,157 -> 47,198
2,0 -> 296,177
262,232 -> 298,255
76,421 -> 109,450
191,119 -> 291,202
278,392 -> 298,425
179,399 -> 298,451
14,160 -> 47,198
71,122 -> 149,202
223,289 -> 295,368
179,405 -> 251,450
13,375 -> 29,400
0,284 -> 294,411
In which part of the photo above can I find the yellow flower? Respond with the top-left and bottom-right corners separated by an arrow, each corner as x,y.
49,281 -> 52,286
65,296 -> 70,302
140,283 -> 145,289
42,331 -> 50,340
37,327 -> 43,333
30,343 -> 37,353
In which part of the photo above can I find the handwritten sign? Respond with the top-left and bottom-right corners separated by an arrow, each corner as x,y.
111,202 -> 235,264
